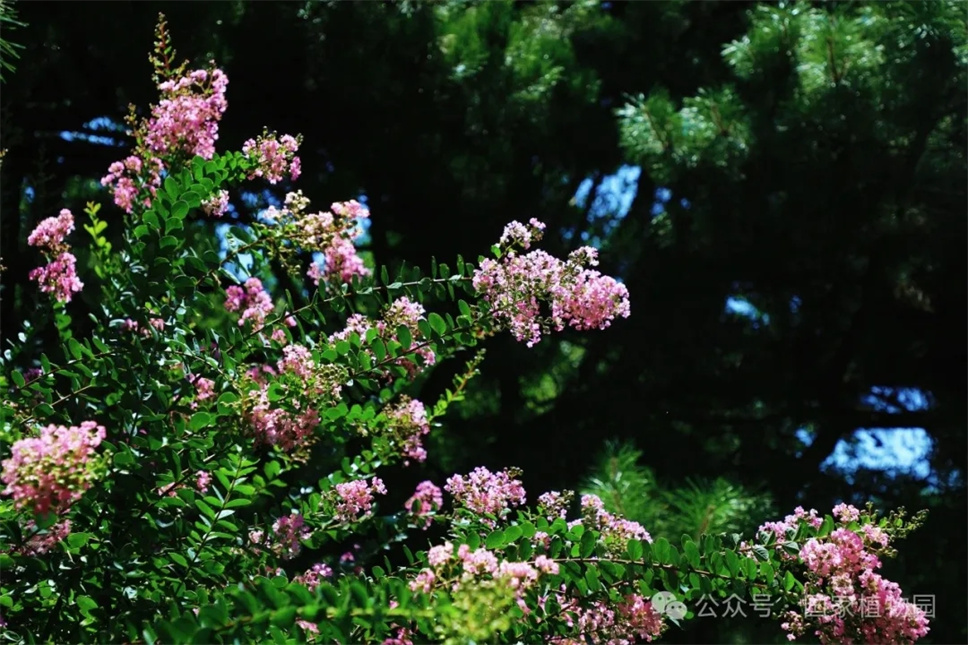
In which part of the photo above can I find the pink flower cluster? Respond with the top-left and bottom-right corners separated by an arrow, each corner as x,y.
101,155 -> 163,214
188,374 -> 215,409
499,218 -> 547,250
333,477 -> 387,523
102,65 -> 226,213
473,220 -> 630,346
385,397 -> 431,464
758,505 -> 824,545
27,209 -> 84,303
404,480 -> 443,529
538,490 -> 573,520
14,518 -> 72,556
245,387 -> 320,453
410,541 -> 560,613
330,297 -> 436,380
263,193 -> 370,285
1,421 -> 106,515
240,344 -> 348,457
249,512 -> 311,560
293,562 -> 333,592
156,470 -> 212,498
122,317 -> 166,337
382,627 -> 414,645
202,189 -> 230,217
276,343 -> 344,399
579,494 -> 652,546
146,68 -> 228,160
444,467 -> 526,525
242,131 -> 302,184
27,208 -> 74,249
550,591 -> 665,644
756,505 -> 931,644
225,277 -> 275,330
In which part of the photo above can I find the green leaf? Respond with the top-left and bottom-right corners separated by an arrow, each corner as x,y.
783,570 -> 796,592
818,516 -> 834,538
683,538 -> 701,568
195,499 -> 215,519
761,561 -> 775,585
627,539 -> 644,560
170,553 -> 189,567
11,371 -> 25,387
485,530 -> 505,550
189,412 -> 214,431
267,383 -> 286,402
172,200 -> 190,220
218,391 -> 239,405
458,300 -> 472,317
371,338 -> 387,362
164,176 -> 179,199
580,529 -> 597,558
66,337 -> 83,360
77,595 -> 98,612
504,524 -> 523,542
428,312 -> 447,336
396,325 -> 412,350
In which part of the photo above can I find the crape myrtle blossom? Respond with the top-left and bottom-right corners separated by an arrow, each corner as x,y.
27,209 -> 74,253
156,470 -> 213,498
102,63 -> 227,213
332,477 -> 387,523
202,189 -> 230,217
382,627 -> 414,645
537,490 -> 573,521
243,387 -> 320,455
28,253 -> 84,304
404,481 -> 443,529
121,317 -> 167,337
293,562 -> 333,592
259,192 -> 370,286
15,518 -> 73,556
473,219 -> 630,347
408,541 -> 560,614
748,504 -> 930,644
242,130 -> 302,184
27,209 -> 84,303
239,343 -> 347,458
146,67 -> 228,160
249,512 -> 311,560
188,374 -> 215,408
549,592 -> 665,644
224,277 -> 275,330
580,494 -> 652,548
384,397 -> 431,465
1,421 -> 106,515
444,467 -> 526,526
329,297 -> 435,381
100,155 -> 164,214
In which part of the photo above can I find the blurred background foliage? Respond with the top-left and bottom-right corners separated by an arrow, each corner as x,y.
1,1 -> 964,642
